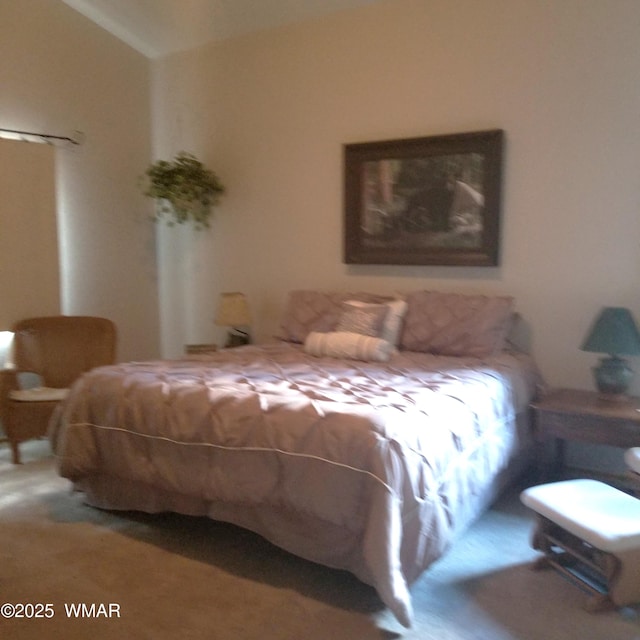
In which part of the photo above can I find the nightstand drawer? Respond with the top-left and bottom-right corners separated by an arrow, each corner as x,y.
533,388 -> 640,448
531,388 -> 640,480
536,409 -> 640,447
185,343 -> 218,355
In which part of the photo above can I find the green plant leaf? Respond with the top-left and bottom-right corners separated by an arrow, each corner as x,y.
140,152 -> 225,229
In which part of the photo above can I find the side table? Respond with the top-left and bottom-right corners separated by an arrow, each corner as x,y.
531,388 -> 640,481
185,343 -> 218,356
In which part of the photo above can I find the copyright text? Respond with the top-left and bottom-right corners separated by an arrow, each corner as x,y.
1,603 -> 121,619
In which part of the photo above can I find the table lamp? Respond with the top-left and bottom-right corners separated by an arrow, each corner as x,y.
580,306 -> 640,400
215,292 -> 251,347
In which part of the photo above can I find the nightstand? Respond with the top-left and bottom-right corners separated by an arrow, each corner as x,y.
185,343 -> 218,356
532,388 -> 640,481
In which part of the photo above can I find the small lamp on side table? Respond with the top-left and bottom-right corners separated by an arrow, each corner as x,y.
215,292 -> 251,348
581,306 -> 640,401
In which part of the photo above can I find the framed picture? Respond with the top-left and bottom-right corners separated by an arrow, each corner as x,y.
343,129 -> 504,266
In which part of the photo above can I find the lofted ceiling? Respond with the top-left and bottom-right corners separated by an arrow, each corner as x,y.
62,0 -> 381,58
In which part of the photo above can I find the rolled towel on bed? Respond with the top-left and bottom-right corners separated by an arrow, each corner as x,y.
304,331 -> 396,362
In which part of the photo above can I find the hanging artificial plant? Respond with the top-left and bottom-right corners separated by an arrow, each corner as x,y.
141,152 -> 225,229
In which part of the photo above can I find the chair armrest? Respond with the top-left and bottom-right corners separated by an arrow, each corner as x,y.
0,369 -> 19,424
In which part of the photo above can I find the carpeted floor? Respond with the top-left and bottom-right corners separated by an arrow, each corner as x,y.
1,439 -> 639,639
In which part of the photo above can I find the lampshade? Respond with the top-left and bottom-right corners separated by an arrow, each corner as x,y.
580,307 -> 640,356
581,307 -> 640,400
215,292 -> 251,327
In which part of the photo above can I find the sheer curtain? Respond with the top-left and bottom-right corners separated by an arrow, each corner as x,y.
0,138 -> 60,334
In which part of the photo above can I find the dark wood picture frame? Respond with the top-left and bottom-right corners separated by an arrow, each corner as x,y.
343,129 -> 504,266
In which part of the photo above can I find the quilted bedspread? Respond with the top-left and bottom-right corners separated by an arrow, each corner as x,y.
51,342 -> 540,627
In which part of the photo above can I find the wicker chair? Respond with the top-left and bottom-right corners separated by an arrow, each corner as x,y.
0,316 -> 116,464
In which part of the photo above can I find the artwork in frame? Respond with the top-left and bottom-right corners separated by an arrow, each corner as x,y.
343,129 -> 504,266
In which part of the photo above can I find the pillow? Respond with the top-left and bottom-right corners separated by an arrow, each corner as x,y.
277,290 -> 396,343
342,299 -> 408,346
304,331 -> 395,362
399,291 -> 514,357
336,302 -> 388,337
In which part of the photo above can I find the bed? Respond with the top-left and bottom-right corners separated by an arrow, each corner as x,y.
50,290 -> 541,627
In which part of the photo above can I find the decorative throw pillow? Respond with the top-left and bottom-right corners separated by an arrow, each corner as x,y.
400,291 -> 514,357
304,331 -> 395,362
336,302 -> 388,337
277,291 -> 346,343
342,299 -> 408,346
277,290 -> 397,344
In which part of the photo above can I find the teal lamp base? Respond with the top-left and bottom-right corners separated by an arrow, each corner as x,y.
593,355 -> 633,401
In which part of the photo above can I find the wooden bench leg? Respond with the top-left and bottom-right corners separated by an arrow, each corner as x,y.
584,594 -> 615,613
527,515 -> 635,612
532,555 -> 552,571
609,548 -> 640,608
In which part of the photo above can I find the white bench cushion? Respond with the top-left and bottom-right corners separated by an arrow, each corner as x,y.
9,387 -> 69,402
626,448 -> 640,475
521,479 -> 640,553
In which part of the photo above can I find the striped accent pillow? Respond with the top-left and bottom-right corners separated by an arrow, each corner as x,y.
304,331 -> 395,362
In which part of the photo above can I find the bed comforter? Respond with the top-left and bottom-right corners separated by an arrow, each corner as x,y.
51,342 -> 540,627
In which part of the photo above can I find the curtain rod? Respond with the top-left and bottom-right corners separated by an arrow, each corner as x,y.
0,127 -> 83,146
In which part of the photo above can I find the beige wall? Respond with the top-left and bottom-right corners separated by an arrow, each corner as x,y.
0,139 -> 59,329
153,0 -> 640,408
0,0 -> 159,361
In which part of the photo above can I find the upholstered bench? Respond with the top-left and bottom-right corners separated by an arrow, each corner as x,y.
521,479 -> 640,611
626,448 -> 640,493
